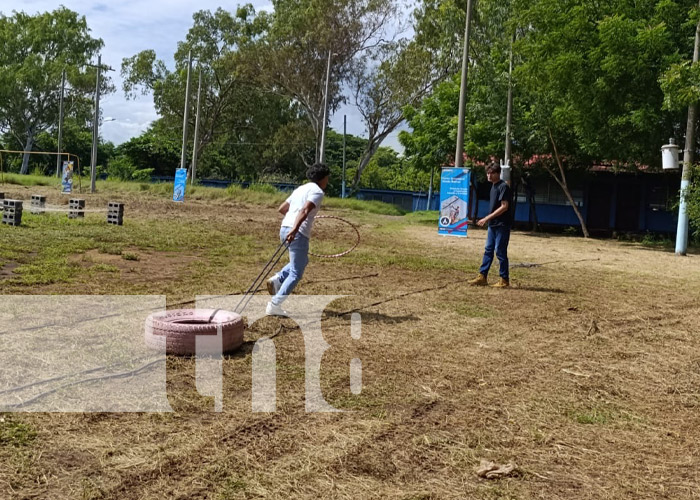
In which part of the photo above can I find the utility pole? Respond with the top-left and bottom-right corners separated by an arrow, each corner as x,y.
454,0 -> 475,168
677,0 -> 700,256
342,114 -> 347,198
90,55 -> 102,193
190,69 -> 202,184
87,56 -> 114,192
180,51 -> 193,173
502,36 -> 514,186
427,167 -> 435,210
56,69 -> 65,178
319,50 -> 332,164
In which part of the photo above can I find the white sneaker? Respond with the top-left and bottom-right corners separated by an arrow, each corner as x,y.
265,301 -> 288,317
266,274 -> 282,295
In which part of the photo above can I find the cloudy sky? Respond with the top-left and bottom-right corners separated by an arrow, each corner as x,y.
4,0 -> 405,152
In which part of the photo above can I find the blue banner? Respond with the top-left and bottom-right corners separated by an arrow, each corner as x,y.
438,167 -> 471,237
173,168 -> 187,202
61,161 -> 74,194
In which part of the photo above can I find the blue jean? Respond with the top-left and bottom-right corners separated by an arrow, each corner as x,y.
272,226 -> 309,305
479,225 -> 510,280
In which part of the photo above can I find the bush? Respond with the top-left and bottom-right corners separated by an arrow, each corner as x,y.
106,156 -> 137,181
247,183 -> 278,194
686,166 -> 700,241
132,168 -> 154,182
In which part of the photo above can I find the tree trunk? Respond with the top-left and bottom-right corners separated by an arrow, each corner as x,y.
349,136 -> 384,192
548,130 -> 590,238
20,129 -> 35,175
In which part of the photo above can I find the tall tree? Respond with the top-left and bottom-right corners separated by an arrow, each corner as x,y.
512,0 -> 693,236
348,37 -> 451,190
0,8 -> 108,174
123,6 -> 305,179
256,0 -> 396,164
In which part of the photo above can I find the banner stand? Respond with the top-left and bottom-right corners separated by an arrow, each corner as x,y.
438,167 -> 471,237
173,168 -> 187,202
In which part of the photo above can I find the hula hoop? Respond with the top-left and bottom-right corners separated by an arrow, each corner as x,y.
309,215 -> 360,258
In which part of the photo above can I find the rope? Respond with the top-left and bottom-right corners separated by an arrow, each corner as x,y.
28,206 -> 109,213
309,215 -> 360,258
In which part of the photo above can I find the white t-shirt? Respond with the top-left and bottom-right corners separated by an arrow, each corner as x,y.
281,182 -> 325,238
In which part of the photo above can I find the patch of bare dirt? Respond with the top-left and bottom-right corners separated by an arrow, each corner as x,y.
68,248 -> 200,286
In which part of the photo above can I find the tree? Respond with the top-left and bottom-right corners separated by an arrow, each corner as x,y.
256,0 -> 396,164
348,37 -> 451,190
399,0 -> 518,168
116,119 -> 181,176
511,0 -> 694,237
122,6 -> 308,179
403,0 -> 694,236
0,8 -> 109,174
33,117 -> 115,176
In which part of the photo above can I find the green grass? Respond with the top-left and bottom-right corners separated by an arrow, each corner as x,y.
0,172 -> 59,187
2,173 -> 411,215
567,405 -> 643,426
0,417 -> 37,447
402,210 -> 438,225
453,303 -> 494,318
324,196 -> 406,215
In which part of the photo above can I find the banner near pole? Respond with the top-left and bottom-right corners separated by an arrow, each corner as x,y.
173,168 -> 187,202
61,161 -> 74,194
438,167 -> 471,237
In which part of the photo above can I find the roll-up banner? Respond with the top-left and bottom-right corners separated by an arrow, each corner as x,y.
438,167 -> 471,237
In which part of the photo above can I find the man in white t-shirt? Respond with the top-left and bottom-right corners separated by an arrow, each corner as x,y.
266,163 -> 330,316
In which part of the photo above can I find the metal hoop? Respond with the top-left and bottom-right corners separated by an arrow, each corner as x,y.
309,215 -> 360,258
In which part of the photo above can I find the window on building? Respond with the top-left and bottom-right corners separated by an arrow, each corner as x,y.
517,181 -> 583,207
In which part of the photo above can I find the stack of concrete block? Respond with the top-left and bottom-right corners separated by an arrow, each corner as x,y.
107,202 -> 124,226
2,199 -> 23,226
68,199 -> 85,219
30,195 -> 46,214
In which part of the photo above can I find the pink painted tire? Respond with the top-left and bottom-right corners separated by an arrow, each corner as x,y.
145,309 -> 244,355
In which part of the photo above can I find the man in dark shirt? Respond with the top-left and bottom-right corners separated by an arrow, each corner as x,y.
469,162 -> 513,288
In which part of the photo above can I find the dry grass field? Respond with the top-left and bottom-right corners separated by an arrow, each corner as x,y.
1,182 -> 699,499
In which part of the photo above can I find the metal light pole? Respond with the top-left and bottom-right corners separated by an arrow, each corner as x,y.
90,55 -> 102,193
190,69 -> 202,184
427,166 -> 435,210
454,0 -> 475,168
88,56 -> 114,192
180,51 -> 193,173
342,114 -> 347,198
56,69 -> 65,178
677,1 -> 700,256
319,50 -> 332,164
502,36 -> 514,186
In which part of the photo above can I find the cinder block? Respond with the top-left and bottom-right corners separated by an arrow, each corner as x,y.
68,198 -> 85,218
30,195 -> 46,214
3,199 -> 22,209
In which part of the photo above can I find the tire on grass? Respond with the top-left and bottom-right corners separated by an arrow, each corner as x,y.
145,309 -> 244,355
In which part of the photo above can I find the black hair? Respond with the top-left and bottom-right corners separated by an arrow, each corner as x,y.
486,162 -> 501,174
306,163 -> 330,183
